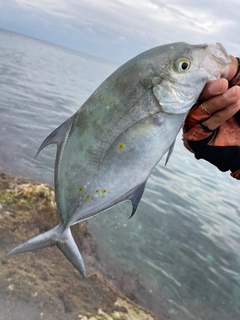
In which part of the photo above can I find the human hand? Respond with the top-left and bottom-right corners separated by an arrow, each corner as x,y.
199,56 -> 240,131
183,55 -> 240,179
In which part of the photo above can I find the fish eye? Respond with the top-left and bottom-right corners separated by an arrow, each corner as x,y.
174,58 -> 191,72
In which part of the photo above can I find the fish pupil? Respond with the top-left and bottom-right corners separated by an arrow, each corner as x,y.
181,62 -> 189,70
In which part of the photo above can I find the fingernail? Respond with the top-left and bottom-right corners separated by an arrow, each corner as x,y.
223,88 -> 234,99
226,103 -> 239,110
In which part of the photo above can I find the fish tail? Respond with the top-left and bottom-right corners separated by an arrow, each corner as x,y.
6,225 -> 86,278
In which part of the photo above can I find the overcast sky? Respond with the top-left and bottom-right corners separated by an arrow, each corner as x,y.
0,0 -> 240,63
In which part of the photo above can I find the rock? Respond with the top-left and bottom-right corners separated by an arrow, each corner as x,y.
0,172 -> 158,320
7,284 -> 15,291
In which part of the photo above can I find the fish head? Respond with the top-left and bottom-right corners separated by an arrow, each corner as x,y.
152,42 -> 231,114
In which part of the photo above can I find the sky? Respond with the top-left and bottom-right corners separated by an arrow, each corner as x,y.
0,0 -> 240,63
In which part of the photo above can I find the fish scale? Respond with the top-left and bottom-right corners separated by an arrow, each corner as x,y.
7,42 -> 231,277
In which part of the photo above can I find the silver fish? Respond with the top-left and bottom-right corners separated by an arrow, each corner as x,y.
7,42 -> 231,277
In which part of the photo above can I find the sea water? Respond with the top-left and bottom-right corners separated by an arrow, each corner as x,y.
1,29 -> 240,320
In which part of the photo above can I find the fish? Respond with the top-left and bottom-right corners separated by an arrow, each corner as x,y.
7,42 -> 231,277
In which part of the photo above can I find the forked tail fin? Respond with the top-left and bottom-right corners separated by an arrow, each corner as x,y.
6,225 -> 86,278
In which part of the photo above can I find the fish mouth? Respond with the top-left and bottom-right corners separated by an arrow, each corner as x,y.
201,43 -> 231,80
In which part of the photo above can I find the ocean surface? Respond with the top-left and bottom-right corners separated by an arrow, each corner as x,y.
1,29 -> 240,320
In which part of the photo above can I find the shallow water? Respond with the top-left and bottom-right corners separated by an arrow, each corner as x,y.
1,29 -> 240,320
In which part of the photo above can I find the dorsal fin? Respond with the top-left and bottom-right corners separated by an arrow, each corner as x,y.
165,138 -> 176,165
35,116 -> 74,159
127,181 -> 147,219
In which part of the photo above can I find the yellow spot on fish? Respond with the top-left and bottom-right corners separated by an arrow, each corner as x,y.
102,189 -> 108,194
118,143 -> 125,151
78,187 -> 84,193
95,189 -> 99,193
86,194 -> 91,200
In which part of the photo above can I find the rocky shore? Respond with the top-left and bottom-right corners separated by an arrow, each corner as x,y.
0,172 -> 159,320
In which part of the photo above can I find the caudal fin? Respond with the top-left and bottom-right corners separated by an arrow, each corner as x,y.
6,225 -> 86,278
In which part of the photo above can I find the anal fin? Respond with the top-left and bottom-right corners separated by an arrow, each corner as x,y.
127,181 -> 147,219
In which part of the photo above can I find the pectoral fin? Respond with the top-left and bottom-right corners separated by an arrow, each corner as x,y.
165,138 -> 176,165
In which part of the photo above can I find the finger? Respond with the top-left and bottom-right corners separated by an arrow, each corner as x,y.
199,78 -> 228,101
227,55 -> 239,81
202,100 -> 240,130
199,56 -> 239,101
201,85 -> 240,115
